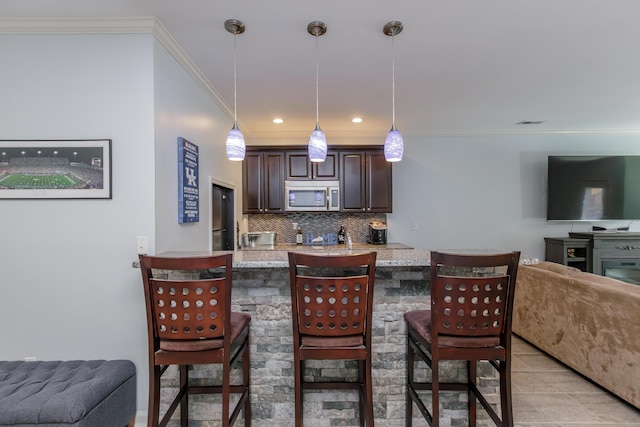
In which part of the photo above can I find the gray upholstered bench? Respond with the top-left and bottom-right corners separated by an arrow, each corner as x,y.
0,360 -> 136,427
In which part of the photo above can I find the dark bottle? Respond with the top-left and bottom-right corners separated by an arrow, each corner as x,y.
296,227 -> 303,245
337,226 -> 346,244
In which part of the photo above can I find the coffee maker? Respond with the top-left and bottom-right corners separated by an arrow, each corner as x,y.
368,222 -> 387,245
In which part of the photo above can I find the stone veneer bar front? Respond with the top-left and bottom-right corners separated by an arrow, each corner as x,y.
153,247 -> 504,426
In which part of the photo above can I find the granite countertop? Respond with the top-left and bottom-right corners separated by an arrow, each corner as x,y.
239,242 -> 414,251
231,246 -> 430,268
155,242 -> 428,269
148,246 -> 538,269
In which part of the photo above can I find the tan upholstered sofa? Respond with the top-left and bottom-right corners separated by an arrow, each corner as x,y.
512,261 -> 640,409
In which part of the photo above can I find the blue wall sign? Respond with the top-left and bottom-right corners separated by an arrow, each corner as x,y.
178,137 -> 199,223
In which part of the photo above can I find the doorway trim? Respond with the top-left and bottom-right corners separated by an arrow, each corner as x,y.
209,176 -> 237,251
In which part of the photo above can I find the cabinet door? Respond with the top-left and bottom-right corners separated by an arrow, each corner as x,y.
340,152 -> 366,212
286,151 -> 311,180
242,152 -> 264,214
314,151 -> 339,180
286,150 -> 339,180
366,151 -> 393,212
263,152 -> 285,213
340,150 -> 392,213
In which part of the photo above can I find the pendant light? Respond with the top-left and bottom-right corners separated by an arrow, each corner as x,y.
383,21 -> 404,162
308,21 -> 328,162
225,19 -> 246,161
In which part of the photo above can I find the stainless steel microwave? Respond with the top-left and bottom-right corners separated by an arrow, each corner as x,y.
285,180 -> 340,212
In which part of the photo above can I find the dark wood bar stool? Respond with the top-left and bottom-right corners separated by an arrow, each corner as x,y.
288,251 -> 377,427
405,251 -> 520,427
139,253 -> 251,427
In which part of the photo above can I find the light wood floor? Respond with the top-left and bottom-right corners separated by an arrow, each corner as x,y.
134,334 -> 640,426
507,335 -> 640,426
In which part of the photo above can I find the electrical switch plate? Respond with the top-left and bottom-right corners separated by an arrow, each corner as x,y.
412,222 -> 419,231
136,236 -> 148,255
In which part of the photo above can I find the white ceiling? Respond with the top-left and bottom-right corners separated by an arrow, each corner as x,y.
3,0 -> 640,140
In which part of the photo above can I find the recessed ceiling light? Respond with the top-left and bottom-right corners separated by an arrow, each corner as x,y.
273,118 -> 284,124
352,117 -> 363,123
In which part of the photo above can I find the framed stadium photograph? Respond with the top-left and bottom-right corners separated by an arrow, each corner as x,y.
0,139 -> 112,199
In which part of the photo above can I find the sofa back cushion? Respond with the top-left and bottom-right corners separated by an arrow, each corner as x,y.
570,272 -> 640,295
528,261 -> 582,276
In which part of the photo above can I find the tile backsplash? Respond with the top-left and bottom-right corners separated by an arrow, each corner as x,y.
248,213 -> 387,244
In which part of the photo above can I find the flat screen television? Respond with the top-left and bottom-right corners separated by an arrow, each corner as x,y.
547,155 -> 640,221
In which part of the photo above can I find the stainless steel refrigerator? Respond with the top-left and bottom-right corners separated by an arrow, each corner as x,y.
212,184 -> 234,250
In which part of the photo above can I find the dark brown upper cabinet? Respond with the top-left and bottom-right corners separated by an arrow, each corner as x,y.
242,150 -> 285,214
285,150 -> 339,180
340,149 -> 392,213
242,145 -> 391,214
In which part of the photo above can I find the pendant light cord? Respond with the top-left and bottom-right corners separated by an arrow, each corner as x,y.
233,32 -> 238,128
315,33 -> 320,128
391,34 -> 396,129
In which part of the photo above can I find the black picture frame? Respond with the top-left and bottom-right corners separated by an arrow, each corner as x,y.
0,139 -> 112,199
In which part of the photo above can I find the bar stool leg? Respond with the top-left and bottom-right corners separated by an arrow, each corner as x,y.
500,360 -> 514,427
294,358 -> 303,427
364,358 -> 374,426
468,361 -> 477,427
244,345 -> 252,427
178,365 -> 189,427
405,334 -> 413,427
431,359 -> 439,427
149,365 -> 161,427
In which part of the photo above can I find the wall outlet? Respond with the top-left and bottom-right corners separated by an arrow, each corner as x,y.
412,222 -> 419,231
292,222 -> 298,230
136,236 -> 148,255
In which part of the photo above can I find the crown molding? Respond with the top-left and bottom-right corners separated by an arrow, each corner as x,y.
0,17 -> 234,124
249,127 -> 640,140
0,17 -> 157,34
401,129 -> 640,137
149,19 -> 233,123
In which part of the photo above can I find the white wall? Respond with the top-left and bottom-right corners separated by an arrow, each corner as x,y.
152,38 -> 241,253
389,133 -> 640,258
0,29 -> 238,414
0,33 -> 156,409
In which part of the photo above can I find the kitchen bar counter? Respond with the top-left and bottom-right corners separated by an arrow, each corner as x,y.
156,246 -> 529,269
159,244 -> 428,269
151,247 -> 511,426
239,242 -> 414,251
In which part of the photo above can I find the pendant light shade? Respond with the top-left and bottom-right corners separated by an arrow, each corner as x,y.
384,127 -> 404,162
308,21 -> 327,163
226,125 -> 245,161
383,21 -> 404,162
309,126 -> 328,161
225,19 -> 246,161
